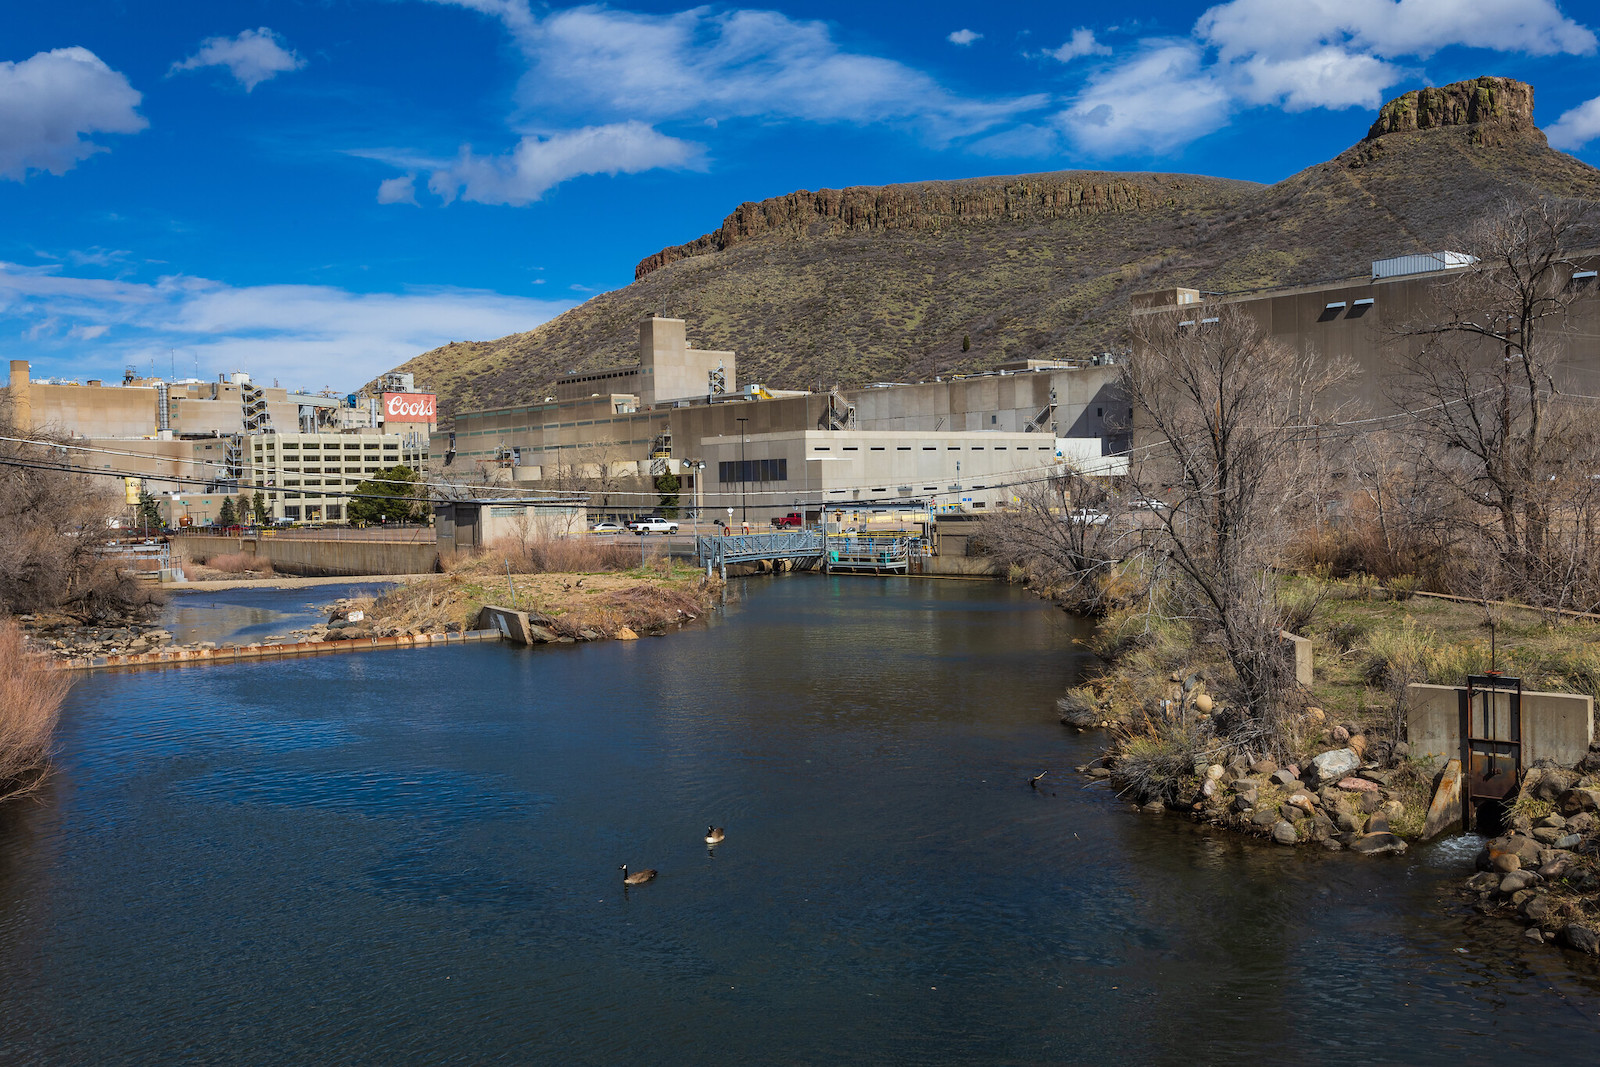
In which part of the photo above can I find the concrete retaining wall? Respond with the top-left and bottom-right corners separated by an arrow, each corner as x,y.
921,555 -> 1000,577
1407,683 -> 1595,769
179,536 -> 439,576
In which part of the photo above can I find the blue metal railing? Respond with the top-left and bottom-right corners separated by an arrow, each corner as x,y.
697,530 -> 824,576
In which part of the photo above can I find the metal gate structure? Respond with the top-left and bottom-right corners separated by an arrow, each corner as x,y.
1459,673 -> 1523,831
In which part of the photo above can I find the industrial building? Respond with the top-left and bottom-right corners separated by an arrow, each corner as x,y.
439,316 -> 1127,521
0,361 -> 436,525
1128,249 -> 1600,408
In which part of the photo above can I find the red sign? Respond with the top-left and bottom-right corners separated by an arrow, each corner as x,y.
382,392 -> 437,423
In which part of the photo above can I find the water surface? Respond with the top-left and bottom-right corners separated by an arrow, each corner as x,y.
2,577 -> 1597,1064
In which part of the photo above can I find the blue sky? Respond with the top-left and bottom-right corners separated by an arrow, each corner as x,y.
3,0 -> 1599,392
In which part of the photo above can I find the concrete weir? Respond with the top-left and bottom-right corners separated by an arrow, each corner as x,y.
54,628 -> 504,672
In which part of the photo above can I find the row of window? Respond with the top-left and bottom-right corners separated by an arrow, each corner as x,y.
813,444 -> 1054,452
719,458 -> 789,484
280,505 -> 344,521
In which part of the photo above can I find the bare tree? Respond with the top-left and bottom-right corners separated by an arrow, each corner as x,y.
0,424 -> 161,620
980,466 -> 1122,613
1392,196 -> 1600,611
1124,305 -> 1352,742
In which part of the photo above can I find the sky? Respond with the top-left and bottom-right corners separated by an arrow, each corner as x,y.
3,0 -> 1599,393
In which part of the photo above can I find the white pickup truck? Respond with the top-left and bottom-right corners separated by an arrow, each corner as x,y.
627,516 -> 680,534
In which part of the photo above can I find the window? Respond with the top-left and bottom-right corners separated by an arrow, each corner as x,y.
326,505 -> 342,521
897,446 -> 911,451
990,415 -> 997,424
718,458 -> 788,483
870,446 -> 884,451
283,506 -> 301,520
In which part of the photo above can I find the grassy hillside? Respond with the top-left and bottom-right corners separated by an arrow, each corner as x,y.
388,77 -> 1600,425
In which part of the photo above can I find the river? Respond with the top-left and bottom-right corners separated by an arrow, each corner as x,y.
1,577 -> 1597,1063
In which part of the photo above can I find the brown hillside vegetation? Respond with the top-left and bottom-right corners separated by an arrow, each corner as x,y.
389,77 -> 1600,425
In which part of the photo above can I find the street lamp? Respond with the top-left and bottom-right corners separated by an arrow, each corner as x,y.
735,416 -> 749,525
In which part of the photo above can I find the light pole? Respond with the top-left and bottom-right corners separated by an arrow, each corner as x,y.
735,416 -> 749,526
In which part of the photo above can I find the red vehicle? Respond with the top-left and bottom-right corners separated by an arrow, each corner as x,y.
770,512 -> 804,528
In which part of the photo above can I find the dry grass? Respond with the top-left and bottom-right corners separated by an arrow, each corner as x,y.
367,550 -> 717,639
485,536 -> 638,574
0,621 -> 70,803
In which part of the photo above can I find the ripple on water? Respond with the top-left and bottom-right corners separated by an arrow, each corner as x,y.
174,766 -> 553,822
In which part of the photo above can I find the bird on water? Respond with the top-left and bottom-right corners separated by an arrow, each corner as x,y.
705,826 -> 725,845
620,864 -> 656,886
1031,771 -> 1049,787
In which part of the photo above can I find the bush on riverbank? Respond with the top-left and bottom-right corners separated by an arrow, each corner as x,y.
0,621 -> 70,803
480,536 -> 639,575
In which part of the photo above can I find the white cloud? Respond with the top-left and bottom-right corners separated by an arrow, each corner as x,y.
1230,47 -> 1405,110
377,175 -> 419,205
0,47 -> 147,181
426,121 -> 706,206
170,28 -> 306,92
0,262 -> 576,389
1547,95 -> 1600,151
1059,43 -> 1233,155
1047,28 -> 1111,62
1197,0 -> 1596,63
1042,0 -> 1596,155
948,30 -> 982,46
437,2 -> 1046,144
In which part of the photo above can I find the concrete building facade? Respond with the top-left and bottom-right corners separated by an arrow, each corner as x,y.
440,317 -> 1127,519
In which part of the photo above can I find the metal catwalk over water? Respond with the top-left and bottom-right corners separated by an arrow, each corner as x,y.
697,530 -> 824,577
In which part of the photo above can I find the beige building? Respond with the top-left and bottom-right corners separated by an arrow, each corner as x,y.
697,429 -> 1121,519
245,431 -> 429,523
1129,249 -> 1600,410
1,360 -> 434,523
440,316 -> 1126,521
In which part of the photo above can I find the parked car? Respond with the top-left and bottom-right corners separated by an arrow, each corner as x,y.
591,521 -> 624,534
627,516 -> 680,534
770,512 -> 804,528
1067,508 -> 1109,525
1132,498 -> 1170,511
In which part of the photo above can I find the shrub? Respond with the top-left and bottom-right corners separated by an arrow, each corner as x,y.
1325,618 -> 1370,653
0,622 -> 70,803
1111,717 -> 1219,806
489,537 -> 637,574
1387,575 -> 1420,601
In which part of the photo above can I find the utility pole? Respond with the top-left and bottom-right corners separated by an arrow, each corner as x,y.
736,416 -> 749,526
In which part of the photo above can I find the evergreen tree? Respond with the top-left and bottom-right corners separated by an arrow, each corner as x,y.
136,489 -> 163,531
655,471 -> 681,519
251,491 -> 268,525
347,466 -> 422,525
218,497 -> 237,526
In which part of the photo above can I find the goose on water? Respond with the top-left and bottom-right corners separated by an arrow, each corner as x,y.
620,864 -> 656,886
705,826 -> 725,845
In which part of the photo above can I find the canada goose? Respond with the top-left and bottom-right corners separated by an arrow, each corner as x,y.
1031,771 -> 1049,787
705,826 -> 725,845
575,578 -> 584,588
620,864 -> 656,886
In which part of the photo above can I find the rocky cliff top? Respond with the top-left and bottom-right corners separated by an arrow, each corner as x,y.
1366,76 -> 1535,141
634,172 -> 1245,280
